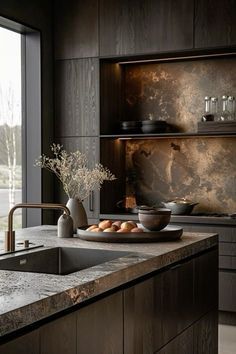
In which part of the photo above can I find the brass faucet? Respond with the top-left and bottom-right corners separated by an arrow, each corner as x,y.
5,203 -> 71,252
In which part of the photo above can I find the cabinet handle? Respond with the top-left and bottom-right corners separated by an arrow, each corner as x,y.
89,191 -> 94,212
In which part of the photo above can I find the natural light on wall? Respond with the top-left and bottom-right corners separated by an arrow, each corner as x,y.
0,27 -> 22,230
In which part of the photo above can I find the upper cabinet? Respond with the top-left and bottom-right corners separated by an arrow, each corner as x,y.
195,0 -> 236,49
54,0 -> 99,59
99,0 -> 194,57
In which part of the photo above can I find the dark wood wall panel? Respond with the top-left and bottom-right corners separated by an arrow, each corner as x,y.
100,62 -> 124,134
55,58 -> 99,137
55,137 -> 99,220
195,0 -> 236,48
54,0 -> 98,59
100,0 -> 193,56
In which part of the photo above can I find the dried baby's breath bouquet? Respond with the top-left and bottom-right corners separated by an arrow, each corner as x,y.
35,144 -> 116,201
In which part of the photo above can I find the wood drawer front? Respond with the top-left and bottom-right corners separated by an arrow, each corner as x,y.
155,326 -> 193,354
219,271 -> 236,312
220,256 -> 236,270
220,242 -> 236,256
194,249 -> 218,317
173,223 -> 236,243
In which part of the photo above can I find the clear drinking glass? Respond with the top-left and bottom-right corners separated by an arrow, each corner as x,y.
228,96 -> 235,120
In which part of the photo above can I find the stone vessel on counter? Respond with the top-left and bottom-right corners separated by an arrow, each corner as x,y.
66,198 -> 88,232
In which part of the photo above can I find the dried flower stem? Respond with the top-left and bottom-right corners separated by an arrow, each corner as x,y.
35,144 -> 116,201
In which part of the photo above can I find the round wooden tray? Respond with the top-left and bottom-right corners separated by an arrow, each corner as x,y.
76,225 -> 183,243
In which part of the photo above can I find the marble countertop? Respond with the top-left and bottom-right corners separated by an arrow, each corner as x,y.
0,226 -> 218,337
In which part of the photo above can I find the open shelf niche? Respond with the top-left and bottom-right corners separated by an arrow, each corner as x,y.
99,54 -> 236,216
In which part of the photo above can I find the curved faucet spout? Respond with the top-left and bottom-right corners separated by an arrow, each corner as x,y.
5,203 -> 70,252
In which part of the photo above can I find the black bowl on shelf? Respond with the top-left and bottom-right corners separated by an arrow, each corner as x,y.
120,121 -> 142,134
141,120 -> 167,134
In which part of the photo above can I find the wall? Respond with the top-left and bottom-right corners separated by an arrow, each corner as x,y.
0,0 -> 54,223
124,57 -> 236,132
126,138 -> 236,213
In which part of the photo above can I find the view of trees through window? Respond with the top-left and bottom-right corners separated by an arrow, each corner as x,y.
0,27 -> 22,230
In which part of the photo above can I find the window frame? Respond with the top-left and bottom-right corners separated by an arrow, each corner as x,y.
0,16 -> 42,227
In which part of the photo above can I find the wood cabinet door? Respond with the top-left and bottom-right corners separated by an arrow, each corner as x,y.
219,270 -> 236,312
155,326 -> 193,354
100,0 -> 194,56
54,0 -> 98,59
194,249 -> 218,317
40,312 -> 76,354
195,0 -> 236,48
160,258 -> 195,346
193,310 -> 218,354
124,277 -> 162,354
76,292 -> 123,354
55,58 -> 99,138
56,137 -> 100,220
124,258 -> 195,353
0,330 -> 39,354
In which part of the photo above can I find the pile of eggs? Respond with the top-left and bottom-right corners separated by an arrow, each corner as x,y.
86,220 -> 144,233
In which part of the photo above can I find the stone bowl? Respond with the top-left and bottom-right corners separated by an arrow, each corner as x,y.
138,208 -> 171,231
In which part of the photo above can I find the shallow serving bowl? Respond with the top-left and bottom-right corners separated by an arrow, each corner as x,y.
138,208 -> 171,231
162,199 -> 198,215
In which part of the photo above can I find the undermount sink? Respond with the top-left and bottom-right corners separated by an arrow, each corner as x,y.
0,247 -> 129,275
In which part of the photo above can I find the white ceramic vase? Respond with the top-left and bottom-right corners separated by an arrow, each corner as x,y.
66,198 -> 88,232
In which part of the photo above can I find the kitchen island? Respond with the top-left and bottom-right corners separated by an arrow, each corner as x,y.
0,226 -> 218,354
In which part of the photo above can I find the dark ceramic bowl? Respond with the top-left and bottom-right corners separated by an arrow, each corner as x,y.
120,121 -> 142,133
162,200 -> 198,215
141,120 -> 167,134
138,208 -> 171,231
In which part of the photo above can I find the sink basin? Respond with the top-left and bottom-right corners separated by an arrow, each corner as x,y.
0,247 -> 129,275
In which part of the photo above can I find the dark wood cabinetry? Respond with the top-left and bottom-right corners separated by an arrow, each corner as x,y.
0,248 -> 218,354
40,313 -> 76,354
54,0 -> 98,59
76,292 -> 123,354
195,0 -> 236,49
124,250 -> 217,354
99,0 -> 194,56
156,326 -> 193,354
171,221 -> 236,321
55,58 -> 99,137
193,310 -> 218,354
0,330 -> 39,354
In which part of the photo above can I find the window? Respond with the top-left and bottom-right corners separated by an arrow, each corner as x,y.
0,27 -> 22,230
0,16 -> 42,230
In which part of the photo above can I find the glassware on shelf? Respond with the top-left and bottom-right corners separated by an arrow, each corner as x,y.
220,95 -> 229,121
201,96 -> 214,121
228,96 -> 235,121
204,96 -> 211,114
210,97 -> 219,121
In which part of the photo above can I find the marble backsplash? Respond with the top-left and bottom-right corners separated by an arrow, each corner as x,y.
126,138 -> 236,213
124,57 -> 236,132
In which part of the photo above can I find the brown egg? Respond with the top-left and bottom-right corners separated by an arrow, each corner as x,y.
110,224 -> 119,231
91,227 -> 103,232
112,221 -> 122,228
103,226 -> 117,232
121,221 -> 135,231
86,224 -> 98,231
117,228 -> 130,233
99,220 -> 112,230
127,221 -> 137,228
131,227 -> 144,233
